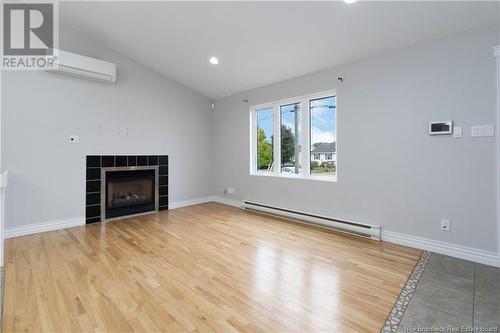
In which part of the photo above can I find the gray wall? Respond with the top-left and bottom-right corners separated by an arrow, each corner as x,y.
1,26 -> 213,228
213,25 -> 500,252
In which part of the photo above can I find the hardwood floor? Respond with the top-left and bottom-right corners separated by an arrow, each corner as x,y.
3,203 -> 421,333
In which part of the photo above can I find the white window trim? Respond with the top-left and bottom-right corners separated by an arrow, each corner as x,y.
249,89 -> 337,182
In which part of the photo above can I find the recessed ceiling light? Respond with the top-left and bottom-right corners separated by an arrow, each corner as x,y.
344,0 -> 357,3
209,57 -> 219,65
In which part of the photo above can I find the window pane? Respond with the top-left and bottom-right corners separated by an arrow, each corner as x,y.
310,96 -> 336,176
280,103 -> 301,174
256,108 -> 274,171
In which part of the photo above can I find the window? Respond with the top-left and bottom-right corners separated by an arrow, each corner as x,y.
256,107 -> 274,172
310,96 -> 336,176
250,90 -> 337,181
280,102 -> 301,174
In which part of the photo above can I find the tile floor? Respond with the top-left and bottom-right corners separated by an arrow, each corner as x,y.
397,253 -> 500,332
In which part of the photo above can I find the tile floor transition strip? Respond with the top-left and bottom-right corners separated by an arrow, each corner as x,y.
380,250 -> 431,333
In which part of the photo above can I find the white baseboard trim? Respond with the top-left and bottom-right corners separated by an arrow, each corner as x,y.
5,200 -> 498,268
209,198 -> 500,267
5,217 -> 85,239
4,197 -> 215,239
210,196 -> 242,208
382,230 -> 500,267
169,196 -> 214,209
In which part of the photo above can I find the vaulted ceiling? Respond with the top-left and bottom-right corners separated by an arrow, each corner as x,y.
60,1 -> 500,99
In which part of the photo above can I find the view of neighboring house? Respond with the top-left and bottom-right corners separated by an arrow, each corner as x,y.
311,142 -> 336,165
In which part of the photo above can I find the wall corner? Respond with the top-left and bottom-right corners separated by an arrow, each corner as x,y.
495,44 -> 500,264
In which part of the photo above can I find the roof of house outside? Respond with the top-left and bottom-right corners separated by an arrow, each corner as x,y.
311,142 -> 336,153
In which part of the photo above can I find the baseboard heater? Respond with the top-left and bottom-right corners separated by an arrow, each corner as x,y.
242,201 -> 381,240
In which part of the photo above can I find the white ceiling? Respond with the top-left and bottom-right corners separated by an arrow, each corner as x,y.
60,1 -> 500,99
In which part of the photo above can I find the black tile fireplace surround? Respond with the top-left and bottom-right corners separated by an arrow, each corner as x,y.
86,155 -> 168,224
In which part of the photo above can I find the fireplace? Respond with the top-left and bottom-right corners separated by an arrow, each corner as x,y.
85,155 -> 168,224
103,167 -> 158,219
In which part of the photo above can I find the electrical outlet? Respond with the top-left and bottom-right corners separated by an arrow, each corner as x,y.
224,187 -> 235,196
440,219 -> 450,232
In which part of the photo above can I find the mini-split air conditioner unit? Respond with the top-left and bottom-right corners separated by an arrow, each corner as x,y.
47,50 -> 116,83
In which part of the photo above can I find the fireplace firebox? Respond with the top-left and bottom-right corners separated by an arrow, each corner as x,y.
102,167 -> 158,219
86,155 -> 168,224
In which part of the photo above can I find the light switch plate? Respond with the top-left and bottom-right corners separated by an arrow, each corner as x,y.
453,126 -> 462,138
471,125 -> 494,137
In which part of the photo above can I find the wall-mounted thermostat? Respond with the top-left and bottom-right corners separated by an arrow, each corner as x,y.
429,121 -> 453,135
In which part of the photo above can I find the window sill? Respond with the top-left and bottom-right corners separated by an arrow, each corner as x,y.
250,172 -> 337,183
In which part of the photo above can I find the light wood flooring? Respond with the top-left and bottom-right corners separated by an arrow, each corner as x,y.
3,203 -> 421,333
